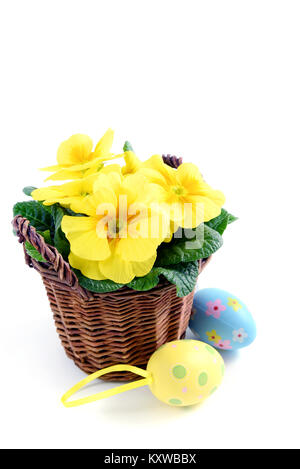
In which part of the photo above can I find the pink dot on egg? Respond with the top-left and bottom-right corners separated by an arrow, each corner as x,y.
198,395 -> 203,400
194,346 -> 199,350
171,344 -> 177,348
182,387 -> 187,393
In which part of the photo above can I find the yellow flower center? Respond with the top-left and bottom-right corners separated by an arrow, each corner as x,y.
171,185 -> 186,196
107,218 -> 125,239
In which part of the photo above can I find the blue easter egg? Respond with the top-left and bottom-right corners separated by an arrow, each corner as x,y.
189,288 -> 256,351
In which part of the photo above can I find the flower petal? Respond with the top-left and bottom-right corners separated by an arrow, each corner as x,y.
69,252 -> 106,280
99,250 -> 156,284
116,237 -> 159,262
131,255 -> 156,277
176,163 -> 205,193
40,164 -> 63,172
94,128 -> 114,156
143,154 -> 175,184
183,193 -> 224,223
57,134 -> 93,166
67,229 -> 110,261
32,186 -> 65,202
44,156 -> 119,181
93,171 -> 122,194
71,188 -> 117,216
101,164 -> 122,175
61,215 -> 97,234
138,167 -> 169,187
119,173 -> 148,206
44,168 -> 89,181
122,151 -> 142,175
99,250 -> 134,284
61,216 -> 110,261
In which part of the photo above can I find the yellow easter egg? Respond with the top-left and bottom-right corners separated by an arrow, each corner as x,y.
147,339 -> 224,406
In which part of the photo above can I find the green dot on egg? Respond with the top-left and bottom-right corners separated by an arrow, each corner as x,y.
210,386 -> 218,395
198,372 -> 208,386
172,365 -> 187,379
205,345 -> 216,355
169,398 -> 182,405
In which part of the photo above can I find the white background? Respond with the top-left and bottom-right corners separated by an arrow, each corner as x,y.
1,0 -> 299,450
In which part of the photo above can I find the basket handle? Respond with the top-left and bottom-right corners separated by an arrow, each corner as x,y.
61,365 -> 152,408
12,215 -> 91,300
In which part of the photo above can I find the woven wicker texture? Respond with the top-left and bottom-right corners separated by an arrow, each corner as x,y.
13,156 -> 211,381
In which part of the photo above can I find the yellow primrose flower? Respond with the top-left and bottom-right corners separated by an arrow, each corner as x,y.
206,330 -> 221,343
138,155 -> 225,227
228,298 -> 242,312
31,174 -> 98,207
41,129 -> 117,181
121,151 -> 142,175
61,171 -> 169,284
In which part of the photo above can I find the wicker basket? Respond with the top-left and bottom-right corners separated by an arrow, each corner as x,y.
12,155 -> 211,381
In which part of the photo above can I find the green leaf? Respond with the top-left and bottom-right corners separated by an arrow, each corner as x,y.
50,205 -> 70,259
63,207 -> 86,217
206,209 -> 238,235
13,201 -> 53,232
74,260 -> 198,297
39,203 -> 54,215
24,230 -> 53,262
25,242 -> 46,262
127,269 -> 160,291
50,205 -> 64,228
123,141 -> 134,152
38,229 -> 52,244
156,225 -> 223,266
228,213 -> 238,224
74,270 -> 124,293
128,261 -> 199,297
205,209 -> 229,235
157,261 -> 199,297
54,228 -> 70,259
23,186 -> 37,196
